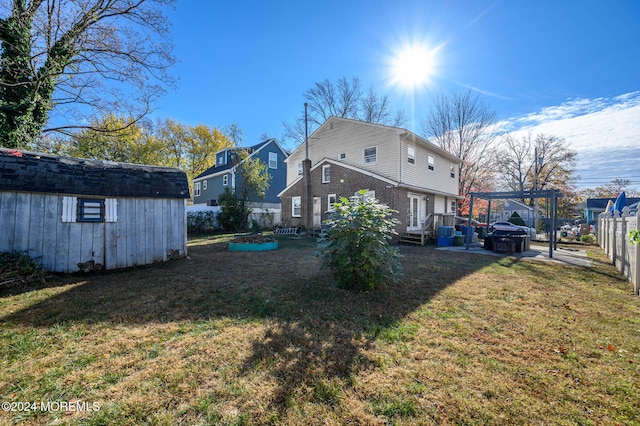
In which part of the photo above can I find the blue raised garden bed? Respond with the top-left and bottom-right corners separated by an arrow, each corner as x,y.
228,241 -> 278,252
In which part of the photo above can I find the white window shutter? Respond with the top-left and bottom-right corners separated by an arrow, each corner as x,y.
62,196 -> 77,222
105,199 -> 118,222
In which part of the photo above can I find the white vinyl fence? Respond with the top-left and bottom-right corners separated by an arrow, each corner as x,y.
598,207 -> 639,295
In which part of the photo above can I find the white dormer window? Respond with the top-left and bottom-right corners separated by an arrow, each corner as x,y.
363,146 -> 377,165
408,146 -> 416,165
428,155 -> 435,171
269,152 -> 277,169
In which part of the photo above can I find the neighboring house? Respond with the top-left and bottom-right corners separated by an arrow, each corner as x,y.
192,138 -> 288,209
488,198 -> 542,227
0,148 -> 190,273
585,197 -> 640,224
278,116 -> 462,242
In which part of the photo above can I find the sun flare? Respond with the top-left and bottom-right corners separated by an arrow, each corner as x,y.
391,43 -> 439,90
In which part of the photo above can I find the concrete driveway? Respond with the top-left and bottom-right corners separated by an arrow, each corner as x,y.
436,243 -> 592,267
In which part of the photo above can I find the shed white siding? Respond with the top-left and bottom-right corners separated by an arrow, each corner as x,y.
0,191 -> 186,273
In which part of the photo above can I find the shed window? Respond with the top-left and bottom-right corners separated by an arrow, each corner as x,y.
269,152 -> 278,169
194,182 -> 201,197
77,199 -> 104,222
363,146 -> 377,165
322,164 -> 330,183
408,146 -> 416,164
428,155 -> 435,171
292,196 -> 302,217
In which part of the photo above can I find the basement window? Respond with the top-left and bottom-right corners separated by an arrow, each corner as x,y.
77,199 -> 104,222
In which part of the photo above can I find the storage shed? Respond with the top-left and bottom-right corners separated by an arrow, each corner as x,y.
0,149 -> 190,273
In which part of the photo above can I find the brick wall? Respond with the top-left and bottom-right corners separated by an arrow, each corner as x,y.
280,161 -> 409,235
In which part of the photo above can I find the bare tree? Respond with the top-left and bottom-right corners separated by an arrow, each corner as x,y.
282,76 -> 406,146
496,132 -> 534,195
420,91 -> 497,215
0,0 -> 176,148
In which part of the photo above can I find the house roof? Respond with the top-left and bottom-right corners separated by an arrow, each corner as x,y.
0,148 -> 190,198
586,197 -> 640,210
194,138 -> 287,181
277,157 -> 463,199
285,116 -> 462,165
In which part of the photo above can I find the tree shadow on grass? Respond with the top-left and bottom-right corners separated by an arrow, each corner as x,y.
0,239 -> 500,417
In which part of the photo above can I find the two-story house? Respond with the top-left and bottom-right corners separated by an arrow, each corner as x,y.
278,116 -> 462,242
192,138 -> 288,209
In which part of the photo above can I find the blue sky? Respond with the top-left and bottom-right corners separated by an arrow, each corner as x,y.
155,0 -> 640,189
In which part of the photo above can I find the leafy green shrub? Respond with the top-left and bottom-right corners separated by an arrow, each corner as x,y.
187,210 -> 218,234
507,212 -> 526,226
218,187 -> 250,232
0,251 -> 46,287
319,190 -> 403,291
630,230 -> 640,245
580,234 -> 596,244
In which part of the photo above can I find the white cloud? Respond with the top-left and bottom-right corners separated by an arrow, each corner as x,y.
500,92 -> 640,188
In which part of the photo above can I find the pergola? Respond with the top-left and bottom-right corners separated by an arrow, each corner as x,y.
465,189 -> 562,258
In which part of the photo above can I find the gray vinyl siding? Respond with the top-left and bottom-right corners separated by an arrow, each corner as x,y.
286,118 -> 460,196
399,138 -> 459,195
0,191 -> 186,273
198,173 -> 231,205
286,119 -> 401,185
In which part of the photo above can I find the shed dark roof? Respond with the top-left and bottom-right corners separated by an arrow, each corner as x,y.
0,149 -> 190,198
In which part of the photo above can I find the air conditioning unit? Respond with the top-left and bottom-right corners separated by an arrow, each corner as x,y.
207,199 -> 218,206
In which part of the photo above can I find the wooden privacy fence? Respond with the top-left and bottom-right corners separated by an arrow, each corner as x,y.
598,207 -> 639,295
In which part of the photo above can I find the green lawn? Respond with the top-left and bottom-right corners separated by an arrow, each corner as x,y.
1,236 -> 639,425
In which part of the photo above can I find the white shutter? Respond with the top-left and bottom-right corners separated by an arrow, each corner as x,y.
105,198 -> 118,222
62,196 -> 77,222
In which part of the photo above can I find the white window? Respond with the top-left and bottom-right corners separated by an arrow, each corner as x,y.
62,197 -> 116,223
450,200 -> 457,213
408,146 -> 416,165
450,164 -> 456,178
223,175 -> 228,186
194,182 -> 201,197
339,152 -> 346,160
363,146 -> 377,165
203,180 -> 208,190
322,164 -> 330,183
328,194 -> 337,211
269,152 -> 277,169
297,162 -> 303,175
77,199 -> 104,222
355,190 -> 376,201
428,155 -> 435,171
292,196 -> 301,217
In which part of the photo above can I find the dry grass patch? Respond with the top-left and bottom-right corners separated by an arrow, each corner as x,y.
1,235 -> 639,425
